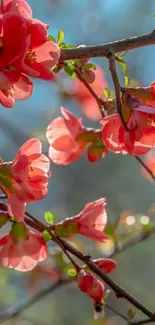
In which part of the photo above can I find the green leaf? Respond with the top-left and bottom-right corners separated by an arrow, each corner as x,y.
118,51 -> 129,57
64,65 -> 77,78
11,222 -> 28,244
47,35 -> 57,43
55,252 -> 67,270
127,308 -> 135,320
67,268 -> 77,277
104,224 -> 115,240
0,167 -> 14,191
65,44 -> 76,49
57,30 -> 64,44
143,223 -> 154,232
44,211 -> 55,224
0,214 -> 8,228
103,88 -> 111,99
120,60 -> 127,74
125,75 -> 130,87
153,14 -> 155,17
42,230 -> 52,241
82,63 -> 96,70
55,223 -> 78,237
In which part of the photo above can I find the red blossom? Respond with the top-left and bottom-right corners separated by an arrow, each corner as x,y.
126,81 -> 155,107
46,107 -> 86,165
5,138 -> 50,221
93,258 -> 117,273
77,270 -> 105,302
13,39 -> 60,80
0,70 -> 33,108
101,106 -> 155,156
0,229 -> 48,272
55,198 -> 109,242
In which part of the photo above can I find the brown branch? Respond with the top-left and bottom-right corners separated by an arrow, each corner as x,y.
108,51 -> 129,131
74,66 -> 107,117
60,30 -> 155,61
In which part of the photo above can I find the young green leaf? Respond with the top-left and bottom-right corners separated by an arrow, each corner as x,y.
64,65 -> 77,78
103,88 -> 111,99
118,51 -> 129,57
42,230 -> 52,241
44,211 -> 55,224
0,167 -> 14,191
120,60 -> 127,74
82,63 -> 96,70
57,30 -> 64,44
125,75 -> 130,87
67,268 -> 77,277
47,35 -> 57,43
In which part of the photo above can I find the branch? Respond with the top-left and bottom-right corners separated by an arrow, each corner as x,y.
74,66 -> 107,117
108,51 -> 129,131
24,213 -> 154,319
60,31 -> 155,61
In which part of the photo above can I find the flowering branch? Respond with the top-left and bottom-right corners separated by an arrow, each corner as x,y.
60,30 -> 155,61
22,212 -> 154,319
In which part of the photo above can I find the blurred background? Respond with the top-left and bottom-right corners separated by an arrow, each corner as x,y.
1,0 -> 155,324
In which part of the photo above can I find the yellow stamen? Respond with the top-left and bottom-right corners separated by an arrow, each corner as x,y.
26,49 -> 37,64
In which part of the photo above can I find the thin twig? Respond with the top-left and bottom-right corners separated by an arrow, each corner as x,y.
105,302 -> 132,323
60,30 -> 155,61
135,156 -> 155,182
0,195 -> 7,199
74,66 -> 107,117
108,51 -> 129,131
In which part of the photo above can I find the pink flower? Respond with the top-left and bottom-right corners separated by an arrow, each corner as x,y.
55,198 -> 109,242
126,81 -> 155,107
0,12 -> 28,69
77,270 -> 105,303
0,69 -> 33,108
101,108 -> 155,156
46,107 -> 86,165
74,66 -> 108,120
6,138 -> 50,221
1,0 -> 32,17
75,198 -> 108,242
0,229 -> 48,271
93,258 -> 117,274
13,38 -> 60,80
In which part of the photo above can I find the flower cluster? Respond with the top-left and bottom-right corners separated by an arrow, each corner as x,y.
46,83 -> 155,166
0,138 -> 50,271
0,0 -> 60,108
101,88 -> 155,156
46,107 -> 107,164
